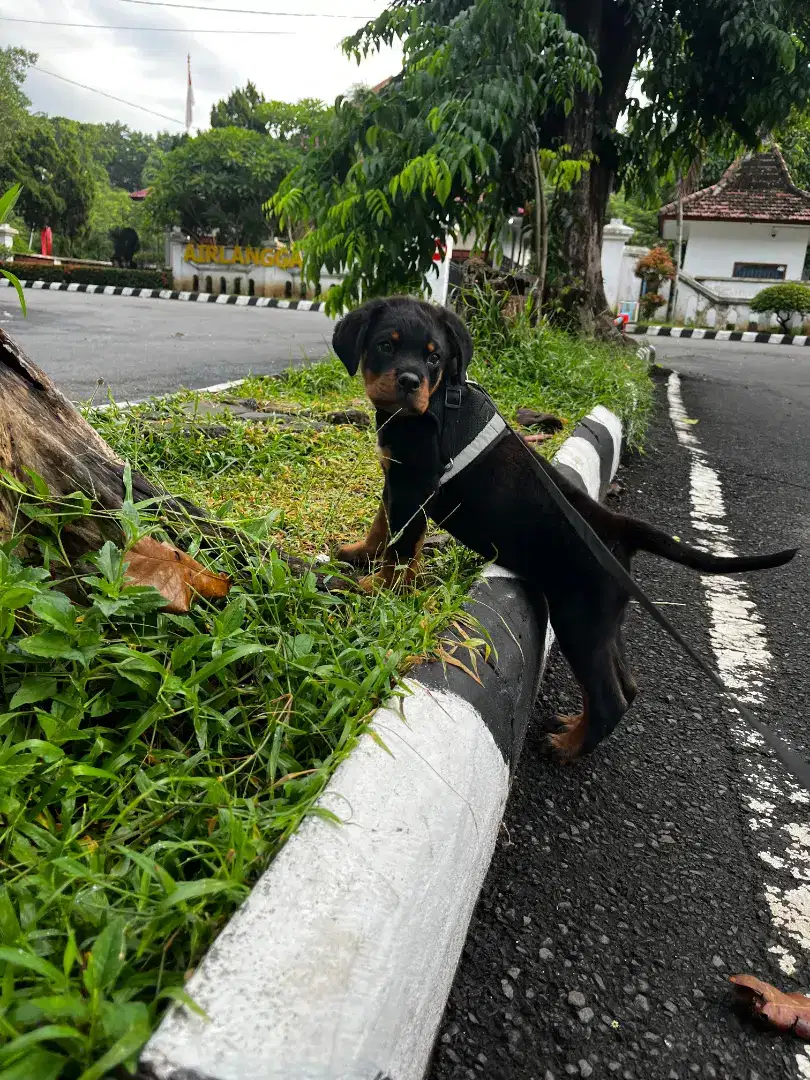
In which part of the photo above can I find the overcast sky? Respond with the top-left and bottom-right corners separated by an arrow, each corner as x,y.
0,0 -> 403,134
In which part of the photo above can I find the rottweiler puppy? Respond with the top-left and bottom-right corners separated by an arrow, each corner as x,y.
332,296 -> 796,758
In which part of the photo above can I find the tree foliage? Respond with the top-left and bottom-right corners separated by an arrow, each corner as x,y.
750,282 -> 810,332
273,0 -> 810,320
272,0 -> 598,314
0,47 -> 35,158
145,127 -> 296,244
80,122 -> 184,191
211,83 -> 331,142
3,116 -> 94,244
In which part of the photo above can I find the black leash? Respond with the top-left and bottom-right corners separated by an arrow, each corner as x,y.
444,380 -> 810,791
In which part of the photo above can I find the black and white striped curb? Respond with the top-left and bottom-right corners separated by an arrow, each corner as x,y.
0,277 -> 326,312
139,403 -> 623,1080
631,323 -> 810,346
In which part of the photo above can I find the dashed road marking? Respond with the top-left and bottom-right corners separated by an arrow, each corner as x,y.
667,370 -> 810,1076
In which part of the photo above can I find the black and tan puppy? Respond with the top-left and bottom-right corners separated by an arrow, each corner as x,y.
333,296 -> 796,758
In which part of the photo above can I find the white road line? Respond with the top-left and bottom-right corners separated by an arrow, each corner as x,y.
667,371 -> 810,1077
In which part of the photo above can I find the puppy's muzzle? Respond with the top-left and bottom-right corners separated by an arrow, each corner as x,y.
397,371 -> 422,395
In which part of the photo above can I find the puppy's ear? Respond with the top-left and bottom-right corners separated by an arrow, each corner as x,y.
332,299 -> 386,376
440,307 -> 474,384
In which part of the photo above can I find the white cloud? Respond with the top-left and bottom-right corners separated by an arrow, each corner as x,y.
1,0 -> 402,133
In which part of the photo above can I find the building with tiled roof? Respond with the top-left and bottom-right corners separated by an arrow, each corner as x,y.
659,147 -> 810,288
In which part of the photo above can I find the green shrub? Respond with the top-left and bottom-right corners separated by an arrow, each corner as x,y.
750,282 -> 810,333
1,261 -> 170,289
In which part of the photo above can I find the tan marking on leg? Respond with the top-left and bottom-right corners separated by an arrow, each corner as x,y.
335,501 -> 389,567
376,444 -> 392,471
361,524 -> 427,592
549,692 -> 590,759
428,368 -> 444,397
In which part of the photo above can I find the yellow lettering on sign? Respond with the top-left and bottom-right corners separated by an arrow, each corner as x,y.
206,244 -> 219,264
231,245 -> 244,265
261,248 -> 276,267
220,245 -> 231,265
244,247 -> 260,265
183,243 -> 197,262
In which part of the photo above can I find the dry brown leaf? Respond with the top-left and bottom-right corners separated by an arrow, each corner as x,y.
123,536 -> 230,613
436,645 -> 483,685
730,974 -> 810,1039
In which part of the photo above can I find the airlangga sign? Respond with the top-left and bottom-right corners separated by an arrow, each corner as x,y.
182,243 -> 303,269
169,235 -> 329,298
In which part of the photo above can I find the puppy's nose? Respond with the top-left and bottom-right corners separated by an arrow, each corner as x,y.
397,371 -> 422,394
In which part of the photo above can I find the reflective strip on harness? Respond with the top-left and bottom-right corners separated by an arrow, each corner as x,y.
439,412 -> 507,486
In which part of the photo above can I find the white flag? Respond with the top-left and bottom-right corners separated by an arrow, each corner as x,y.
185,54 -> 195,132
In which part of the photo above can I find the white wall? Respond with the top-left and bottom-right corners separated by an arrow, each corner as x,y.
675,220 -> 810,280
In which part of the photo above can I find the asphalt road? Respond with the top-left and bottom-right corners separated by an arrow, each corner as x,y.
0,287 -> 334,402
429,338 -> 810,1080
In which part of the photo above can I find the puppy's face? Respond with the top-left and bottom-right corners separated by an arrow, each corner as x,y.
361,309 -> 448,415
332,297 -> 474,417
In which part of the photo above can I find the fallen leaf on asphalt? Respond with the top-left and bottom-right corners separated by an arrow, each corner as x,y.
730,974 -> 810,1039
123,536 -> 230,613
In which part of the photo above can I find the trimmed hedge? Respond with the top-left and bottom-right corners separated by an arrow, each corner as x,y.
0,262 -> 171,289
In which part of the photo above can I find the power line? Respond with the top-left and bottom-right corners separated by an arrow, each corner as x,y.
114,0 -> 375,17
32,65 -> 186,126
1,16 -> 295,33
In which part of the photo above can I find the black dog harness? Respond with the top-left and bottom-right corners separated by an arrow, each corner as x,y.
426,379 -> 510,484
421,376 -> 810,792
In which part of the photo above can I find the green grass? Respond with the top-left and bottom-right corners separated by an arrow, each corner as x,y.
0,301 -> 651,1078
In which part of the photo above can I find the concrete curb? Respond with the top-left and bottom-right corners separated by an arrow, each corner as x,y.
631,323 -> 810,346
139,409 -> 625,1080
0,277 -> 327,312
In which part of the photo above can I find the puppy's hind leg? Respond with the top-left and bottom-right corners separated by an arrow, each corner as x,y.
546,588 -> 633,758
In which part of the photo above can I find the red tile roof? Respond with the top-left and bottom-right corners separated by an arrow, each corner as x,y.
659,147 -> 810,225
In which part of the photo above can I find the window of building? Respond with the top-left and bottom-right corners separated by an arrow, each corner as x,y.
732,262 -> 786,280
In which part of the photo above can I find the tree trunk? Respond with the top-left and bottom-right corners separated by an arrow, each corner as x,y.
670,170 -> 684,321
530,150 -> 548,317
555,0 -> 643,332
0,328 -> 344,587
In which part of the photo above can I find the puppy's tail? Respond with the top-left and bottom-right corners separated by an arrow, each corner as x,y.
627,519 -> 797,574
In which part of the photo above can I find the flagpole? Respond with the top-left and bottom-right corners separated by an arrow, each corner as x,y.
185,53 -> 194,133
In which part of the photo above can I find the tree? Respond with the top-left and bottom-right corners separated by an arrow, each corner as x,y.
0,47 -> 35,158
273,0 -> 598,315
210,81 -> 267,132
750,283 -> 810,332
776,109 -> 810,191
3,116 -> 95,247
275,0 -> 810,325
82,121 -> 157,191
145,127 -> 296,244
211,84 -> 332,143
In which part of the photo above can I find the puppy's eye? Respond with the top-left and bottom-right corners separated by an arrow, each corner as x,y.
377,341 -> 394,354
427,352 -> 441,366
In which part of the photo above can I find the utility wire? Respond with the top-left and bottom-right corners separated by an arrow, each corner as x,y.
113,0 -> 374,17
32,65 -> 186,125
1,16 -> 295,33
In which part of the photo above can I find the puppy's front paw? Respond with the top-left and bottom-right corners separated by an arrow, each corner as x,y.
335,540 -> 374,567
358,564 -> 411,592
358,570 -> 389,593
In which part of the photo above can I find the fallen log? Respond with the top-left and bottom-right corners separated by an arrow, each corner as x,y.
0,327 -> 351,590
